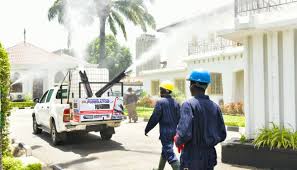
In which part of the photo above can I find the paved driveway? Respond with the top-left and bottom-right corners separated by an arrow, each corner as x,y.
9,109 -> 252,170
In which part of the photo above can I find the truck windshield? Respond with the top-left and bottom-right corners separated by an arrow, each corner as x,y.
56,89 -> 68,99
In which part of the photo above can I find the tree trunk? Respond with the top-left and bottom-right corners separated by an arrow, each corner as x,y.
99,17 -> 107,68
67,31 -> 71,50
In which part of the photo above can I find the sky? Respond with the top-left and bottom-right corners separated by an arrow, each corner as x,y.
0,0 -> 229,54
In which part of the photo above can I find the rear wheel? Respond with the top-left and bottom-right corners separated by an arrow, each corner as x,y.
100,132 -> 113,140
51,121 -> 64,145
32,116 -> 42,134
100,127 -> 114,140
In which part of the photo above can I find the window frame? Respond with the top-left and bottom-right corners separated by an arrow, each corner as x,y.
151,80 -> 160,96
46,89 -> 54,103
40,90 -> 49,103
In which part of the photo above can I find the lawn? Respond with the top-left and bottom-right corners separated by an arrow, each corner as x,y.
125,107 -> 246,127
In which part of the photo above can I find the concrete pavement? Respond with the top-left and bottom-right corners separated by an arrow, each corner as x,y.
9,109 -> 253,170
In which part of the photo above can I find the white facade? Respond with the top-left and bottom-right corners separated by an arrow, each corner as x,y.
8,42 -> 109,100
184,47 -> 244,104
223,1 -> 297,137
139,5 -> 244,105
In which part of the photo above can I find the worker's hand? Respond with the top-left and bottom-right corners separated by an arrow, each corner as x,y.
174,134 -> 184,153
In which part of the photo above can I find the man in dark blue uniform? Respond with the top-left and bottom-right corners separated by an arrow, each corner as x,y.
174,70 -> 226,170
145,81 -> 180,170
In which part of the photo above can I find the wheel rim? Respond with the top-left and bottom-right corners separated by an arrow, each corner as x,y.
52,126 -> 56,142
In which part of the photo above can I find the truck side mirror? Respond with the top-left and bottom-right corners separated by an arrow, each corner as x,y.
33,98 -> 39,103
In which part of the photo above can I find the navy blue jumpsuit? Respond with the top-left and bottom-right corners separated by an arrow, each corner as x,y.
175,95 -> 226,170
145,95 -> 180,164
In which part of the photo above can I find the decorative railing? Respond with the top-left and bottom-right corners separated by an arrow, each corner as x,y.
188,37 -> 240,56
235,0 -> 297,17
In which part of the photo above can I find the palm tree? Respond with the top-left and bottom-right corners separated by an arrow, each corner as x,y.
48,0 -> 156,67
48,0 -> 72,49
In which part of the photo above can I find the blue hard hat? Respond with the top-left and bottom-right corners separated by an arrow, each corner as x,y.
187,69 -> 211,84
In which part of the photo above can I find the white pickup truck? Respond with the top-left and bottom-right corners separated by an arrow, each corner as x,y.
32,87 -> 124,145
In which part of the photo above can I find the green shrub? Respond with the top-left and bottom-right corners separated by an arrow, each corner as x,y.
171,89 -> 186,104
137,96 -> 155,108
23,163 -> 42,170
220,102 -> 244,116
253,123 -> 297,150
0,42 -> 12,156
3,156 -> 23,170
240,134 -> 247,144
3,156 -> 42,170
10,102 -> 35,108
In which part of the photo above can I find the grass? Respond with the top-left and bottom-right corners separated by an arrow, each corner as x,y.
125,107 -> 246,127
223,115 -> 245,127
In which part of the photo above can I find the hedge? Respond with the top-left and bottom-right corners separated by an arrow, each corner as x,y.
10,102 -> 35,108
0,42 -> 12,165
3,156 -> 42,170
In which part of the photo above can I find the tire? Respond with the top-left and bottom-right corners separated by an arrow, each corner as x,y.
51,121 -> 62,145
100,131 -> 113,140
32,116 -> 42,134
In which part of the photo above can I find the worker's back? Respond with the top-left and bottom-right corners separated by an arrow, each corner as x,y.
157,96 -> 180,139
178,94 -> 226,169
145,95 -> 180,140
188,95 -> 226,147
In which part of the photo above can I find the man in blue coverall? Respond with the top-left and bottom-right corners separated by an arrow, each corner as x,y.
174,69 -> 226,170
145,81 -> 180,170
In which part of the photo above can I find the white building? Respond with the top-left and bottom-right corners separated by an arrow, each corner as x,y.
140,5 -> 244,105
7,42 -> 108,100
222,0 -> 297,138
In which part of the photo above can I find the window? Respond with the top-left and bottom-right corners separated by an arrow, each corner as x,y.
207,73 -> 223,95
56,89 -> 68,99
40,90 -> 49,103
174,78 -> 185,94
46,89 -> 54,103
151,80 -> 160,96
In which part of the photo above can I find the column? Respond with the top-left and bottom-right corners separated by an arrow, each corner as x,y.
251,33 -> 266,135
222,71 -> 234,104
282,29 -> 296,130
243,37 -> 253,138
267,32 -> 281,126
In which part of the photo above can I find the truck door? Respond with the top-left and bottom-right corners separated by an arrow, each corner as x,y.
41,89 -> 54,126
35,90 -> 48,126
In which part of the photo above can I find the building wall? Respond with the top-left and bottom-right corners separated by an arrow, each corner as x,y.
142,69 -> 187,98
241,29 -> 297,138
136,34 -> 161,76
185,48 -> 244,104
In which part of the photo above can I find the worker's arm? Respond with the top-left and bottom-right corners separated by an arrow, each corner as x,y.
145,101 -> 162,135
217,106 -> 227,142
175,101 -> 193,146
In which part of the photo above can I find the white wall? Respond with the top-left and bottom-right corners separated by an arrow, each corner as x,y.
242,29 -> 297,138
185,48 -> 244,104
142,69 -> 187,97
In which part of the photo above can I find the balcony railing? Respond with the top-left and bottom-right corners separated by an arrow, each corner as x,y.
188,37 -> 240,56
235,0 -> 297,17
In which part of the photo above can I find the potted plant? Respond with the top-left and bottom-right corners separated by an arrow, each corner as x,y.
222,123 -> 297,169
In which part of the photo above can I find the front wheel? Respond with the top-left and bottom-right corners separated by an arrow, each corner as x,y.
33,116 -> 42,134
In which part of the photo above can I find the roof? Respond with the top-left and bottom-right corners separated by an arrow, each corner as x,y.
6,42 -> 79,66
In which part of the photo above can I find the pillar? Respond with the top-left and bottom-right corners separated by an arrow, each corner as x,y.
282,29 -> 296,130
